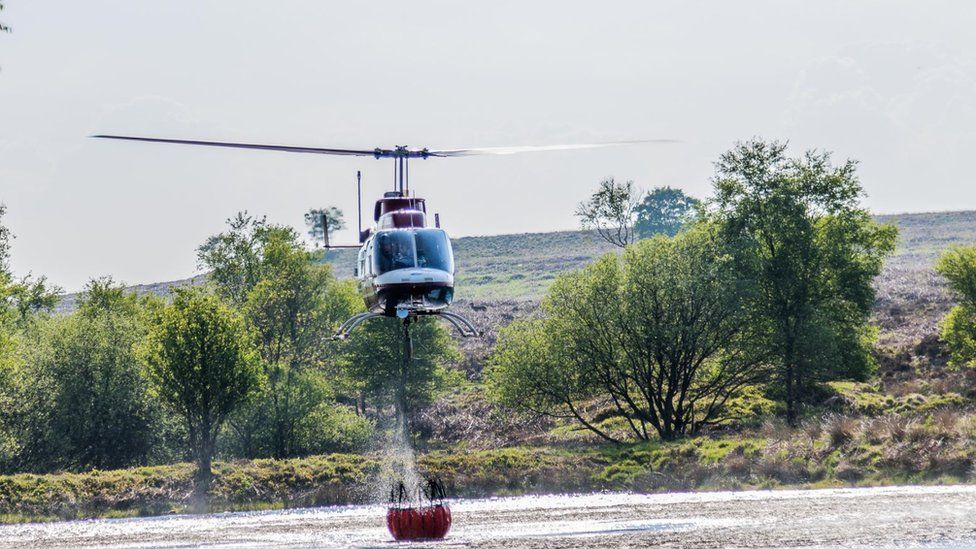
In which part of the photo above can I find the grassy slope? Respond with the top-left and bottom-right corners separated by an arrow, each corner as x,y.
317,230 -> 618,301
873,211 -> 976,347
878,210 -> 976,262
348,210 -> 976,302
57,210 -> 976,308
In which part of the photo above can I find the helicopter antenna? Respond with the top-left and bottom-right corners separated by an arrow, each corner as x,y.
356,170 -> 362,242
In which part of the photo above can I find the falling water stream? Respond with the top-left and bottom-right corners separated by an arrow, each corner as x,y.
376,405 -> 422,506
378,317 -> 424,506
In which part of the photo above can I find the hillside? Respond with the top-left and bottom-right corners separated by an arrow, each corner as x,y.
872,211 -> 976,349
316,229 -> 619,301
325,211 -> 976,302
57,211 -> 976,351
324,211 -> 976,353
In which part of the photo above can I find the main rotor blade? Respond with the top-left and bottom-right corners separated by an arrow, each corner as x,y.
425,139 -> 678,157
91,135 -> 380,156
92,135 -> 678,159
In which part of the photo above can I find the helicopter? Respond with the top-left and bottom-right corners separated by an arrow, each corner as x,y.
92,135 -> 673,339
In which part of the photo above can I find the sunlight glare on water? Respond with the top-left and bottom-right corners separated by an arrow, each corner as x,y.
3,486 -> 976,548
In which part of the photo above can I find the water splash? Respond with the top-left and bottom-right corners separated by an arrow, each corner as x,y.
377,406 -> 422,505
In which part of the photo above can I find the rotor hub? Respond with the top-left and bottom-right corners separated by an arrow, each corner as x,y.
373,146 -> 430,159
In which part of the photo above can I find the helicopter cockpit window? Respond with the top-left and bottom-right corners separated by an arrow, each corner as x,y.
415,229 -> 454,273
373,231 -> 417,274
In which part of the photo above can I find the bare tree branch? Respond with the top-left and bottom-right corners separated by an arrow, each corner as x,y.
575,178 -> 640,248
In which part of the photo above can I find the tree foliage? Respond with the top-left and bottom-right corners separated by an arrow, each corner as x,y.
0,206 -> 63,472
936,246 -> 976,308
634,186 -> 700,238
0,206 -> 60,326
936,246 -> 976,367
711,139 -> 897,425
200,213 -> 365,459
139,288 -> 261,502
0,205 -> 375,476
238,234 -> 361,458
197,212 -> 273,306
488,224 -> 763,441
8,279 -> 173,472
305,206 -> 346,247
343,316 -> 458,421
575,178 -> 640,247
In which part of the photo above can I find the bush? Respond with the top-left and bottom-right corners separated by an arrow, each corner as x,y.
834,460 -> 865,482
823,415 -> 860,448
300,405 -> 375,455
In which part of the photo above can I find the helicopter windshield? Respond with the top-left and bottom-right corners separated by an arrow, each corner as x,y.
415,229 -> 453,272
374,231 -> 417,274
372,229 -> 453,275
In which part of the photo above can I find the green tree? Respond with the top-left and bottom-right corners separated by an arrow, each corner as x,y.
200,214 -> 363,459
197,212 -> 272,306
11,279 -> 174,472
634,186 -> 700,238
0,206 -> 61,325
712,140 -> 896,425
936,246 -> 976,367
343,317 -> 458,421
139,288 -> 261,506
575,177 -> 640,247
238,234 -> 361,458
0,205 -> 60,472
488,224 -> 763,441
304,206 -> 346,247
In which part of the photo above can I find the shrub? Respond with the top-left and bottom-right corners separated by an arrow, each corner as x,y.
823,415 -> 860,448
300,405 -> 375,455
834,460 -> 866,483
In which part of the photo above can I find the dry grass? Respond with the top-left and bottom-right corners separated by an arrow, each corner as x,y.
823,414 -> 861,447
412,387 -> 551,450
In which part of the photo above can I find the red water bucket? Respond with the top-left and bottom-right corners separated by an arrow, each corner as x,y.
386,504 -> 452,541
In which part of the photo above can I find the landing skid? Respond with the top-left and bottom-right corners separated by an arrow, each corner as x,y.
332,310 -> 483,340
423,311 -> 481,338
333,312 -> 386,340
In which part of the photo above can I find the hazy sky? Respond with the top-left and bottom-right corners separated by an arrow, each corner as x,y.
2,1 -> 976,291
